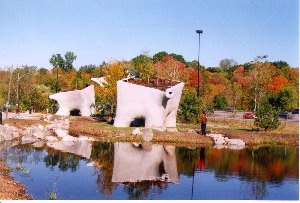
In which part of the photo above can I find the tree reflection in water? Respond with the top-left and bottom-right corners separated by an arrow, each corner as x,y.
43,148 -> 81,172
91,142 -> 117,197
177,145 -> 298,199
2,141 -> 298,200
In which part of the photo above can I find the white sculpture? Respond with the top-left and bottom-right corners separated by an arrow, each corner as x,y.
112,142 -> 179,183
49,85 -> 95,116
114,78 -> 184,129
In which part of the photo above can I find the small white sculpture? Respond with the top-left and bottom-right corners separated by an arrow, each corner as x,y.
114,78 -> 184,129
49,85 -> 95,116
91,77 -> 107,87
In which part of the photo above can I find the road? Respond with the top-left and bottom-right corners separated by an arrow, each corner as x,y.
209,110 -> 299,123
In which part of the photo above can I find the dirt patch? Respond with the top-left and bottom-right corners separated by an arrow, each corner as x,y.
0,157 -> 31,200
126,78 -> 180,91
4,118 -> 47,130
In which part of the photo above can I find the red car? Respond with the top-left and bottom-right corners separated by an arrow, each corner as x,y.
243,112 -> 256,119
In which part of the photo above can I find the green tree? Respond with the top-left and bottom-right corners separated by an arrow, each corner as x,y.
169,53 -> 186,64
186,60 -> 198,68
131,54 -> 153,82
49,52 -> 77,72
64,51 -> 77,72
268,87 -> 298,111
178,89 -> 201,123
271,61 -> 289,70
254,102 -> 281,131
153,51 -> 168,63
49,54 -> 65,69
213,94 -> 228,110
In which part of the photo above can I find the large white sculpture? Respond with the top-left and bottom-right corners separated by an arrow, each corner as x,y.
112,142 -> 179,183
114,78 -> 184,129
49,85 -> 95,116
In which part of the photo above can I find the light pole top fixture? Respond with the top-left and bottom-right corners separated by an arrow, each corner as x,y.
196,30 -> 203,34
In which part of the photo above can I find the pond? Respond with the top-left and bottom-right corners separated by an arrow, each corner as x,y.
0,140 -> 298,200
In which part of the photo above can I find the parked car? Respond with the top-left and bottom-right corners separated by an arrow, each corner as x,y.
278,112 -> 293,119
243,112 -> 256,119
292,109 -> 299,114
226,108 -> 234,112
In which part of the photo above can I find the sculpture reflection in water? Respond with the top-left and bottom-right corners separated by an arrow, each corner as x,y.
111,142 -> 179,199
112,142 -> 179,184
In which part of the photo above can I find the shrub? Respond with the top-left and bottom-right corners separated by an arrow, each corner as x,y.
178,90 -> 201,123
254,102 -> 281,131
213,93 -> 228,110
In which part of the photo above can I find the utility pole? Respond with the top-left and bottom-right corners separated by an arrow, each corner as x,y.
6,66 -> 14,119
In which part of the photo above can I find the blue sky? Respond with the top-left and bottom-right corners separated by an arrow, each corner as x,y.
0,0 -> 298,69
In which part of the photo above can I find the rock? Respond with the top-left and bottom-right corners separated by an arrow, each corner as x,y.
132,128 -> 142,136
46,136 -> 59,142
55,129 -> 69,138
0,125 -> 20,140
32,141 -> 46,148
227,139 -> 245,146
142,128 -> 153,142
62,135 -> 76,142
228,145 -> 244,150
214,137 -> 226,145
27,125 -> 51,139
22,136 -> 39,144
187,129 -> 197,134
38,125 -> 44,130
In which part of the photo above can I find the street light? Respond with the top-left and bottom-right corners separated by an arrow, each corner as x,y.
16,70 -> 29,114
196,29 -> 203,97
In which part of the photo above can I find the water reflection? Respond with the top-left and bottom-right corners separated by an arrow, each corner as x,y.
112,142 -> 179,183
1,140 -> 298,200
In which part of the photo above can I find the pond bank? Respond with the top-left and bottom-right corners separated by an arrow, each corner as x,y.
0,144 -> 31,200
3,116 -> 298,147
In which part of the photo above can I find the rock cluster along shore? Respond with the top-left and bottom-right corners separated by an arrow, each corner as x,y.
206,134 -> 245,149
131,128 -> 246,149
0,116 -> 93,146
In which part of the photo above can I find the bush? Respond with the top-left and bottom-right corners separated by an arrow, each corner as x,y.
177,90 -> 201,123
213,94 -> 228,110
254,103 -> 281,131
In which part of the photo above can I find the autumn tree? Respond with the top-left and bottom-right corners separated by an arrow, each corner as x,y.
95,61 -> 125,118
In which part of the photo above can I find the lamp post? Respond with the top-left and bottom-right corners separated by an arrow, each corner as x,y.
196,30 -> 203,98
16,70 -> 28,114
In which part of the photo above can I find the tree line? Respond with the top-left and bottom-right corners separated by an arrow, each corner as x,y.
0,51 -> 298,125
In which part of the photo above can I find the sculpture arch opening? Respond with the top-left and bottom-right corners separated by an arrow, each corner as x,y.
130,117 -> 145,127
70,109 -> 81,116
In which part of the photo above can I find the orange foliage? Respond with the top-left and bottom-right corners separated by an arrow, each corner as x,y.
267,75 -> 289,92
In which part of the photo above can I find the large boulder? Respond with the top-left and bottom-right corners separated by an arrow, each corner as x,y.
0,125 -> 20,141
22,136 -> 39,144
227,139 -> 245,146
